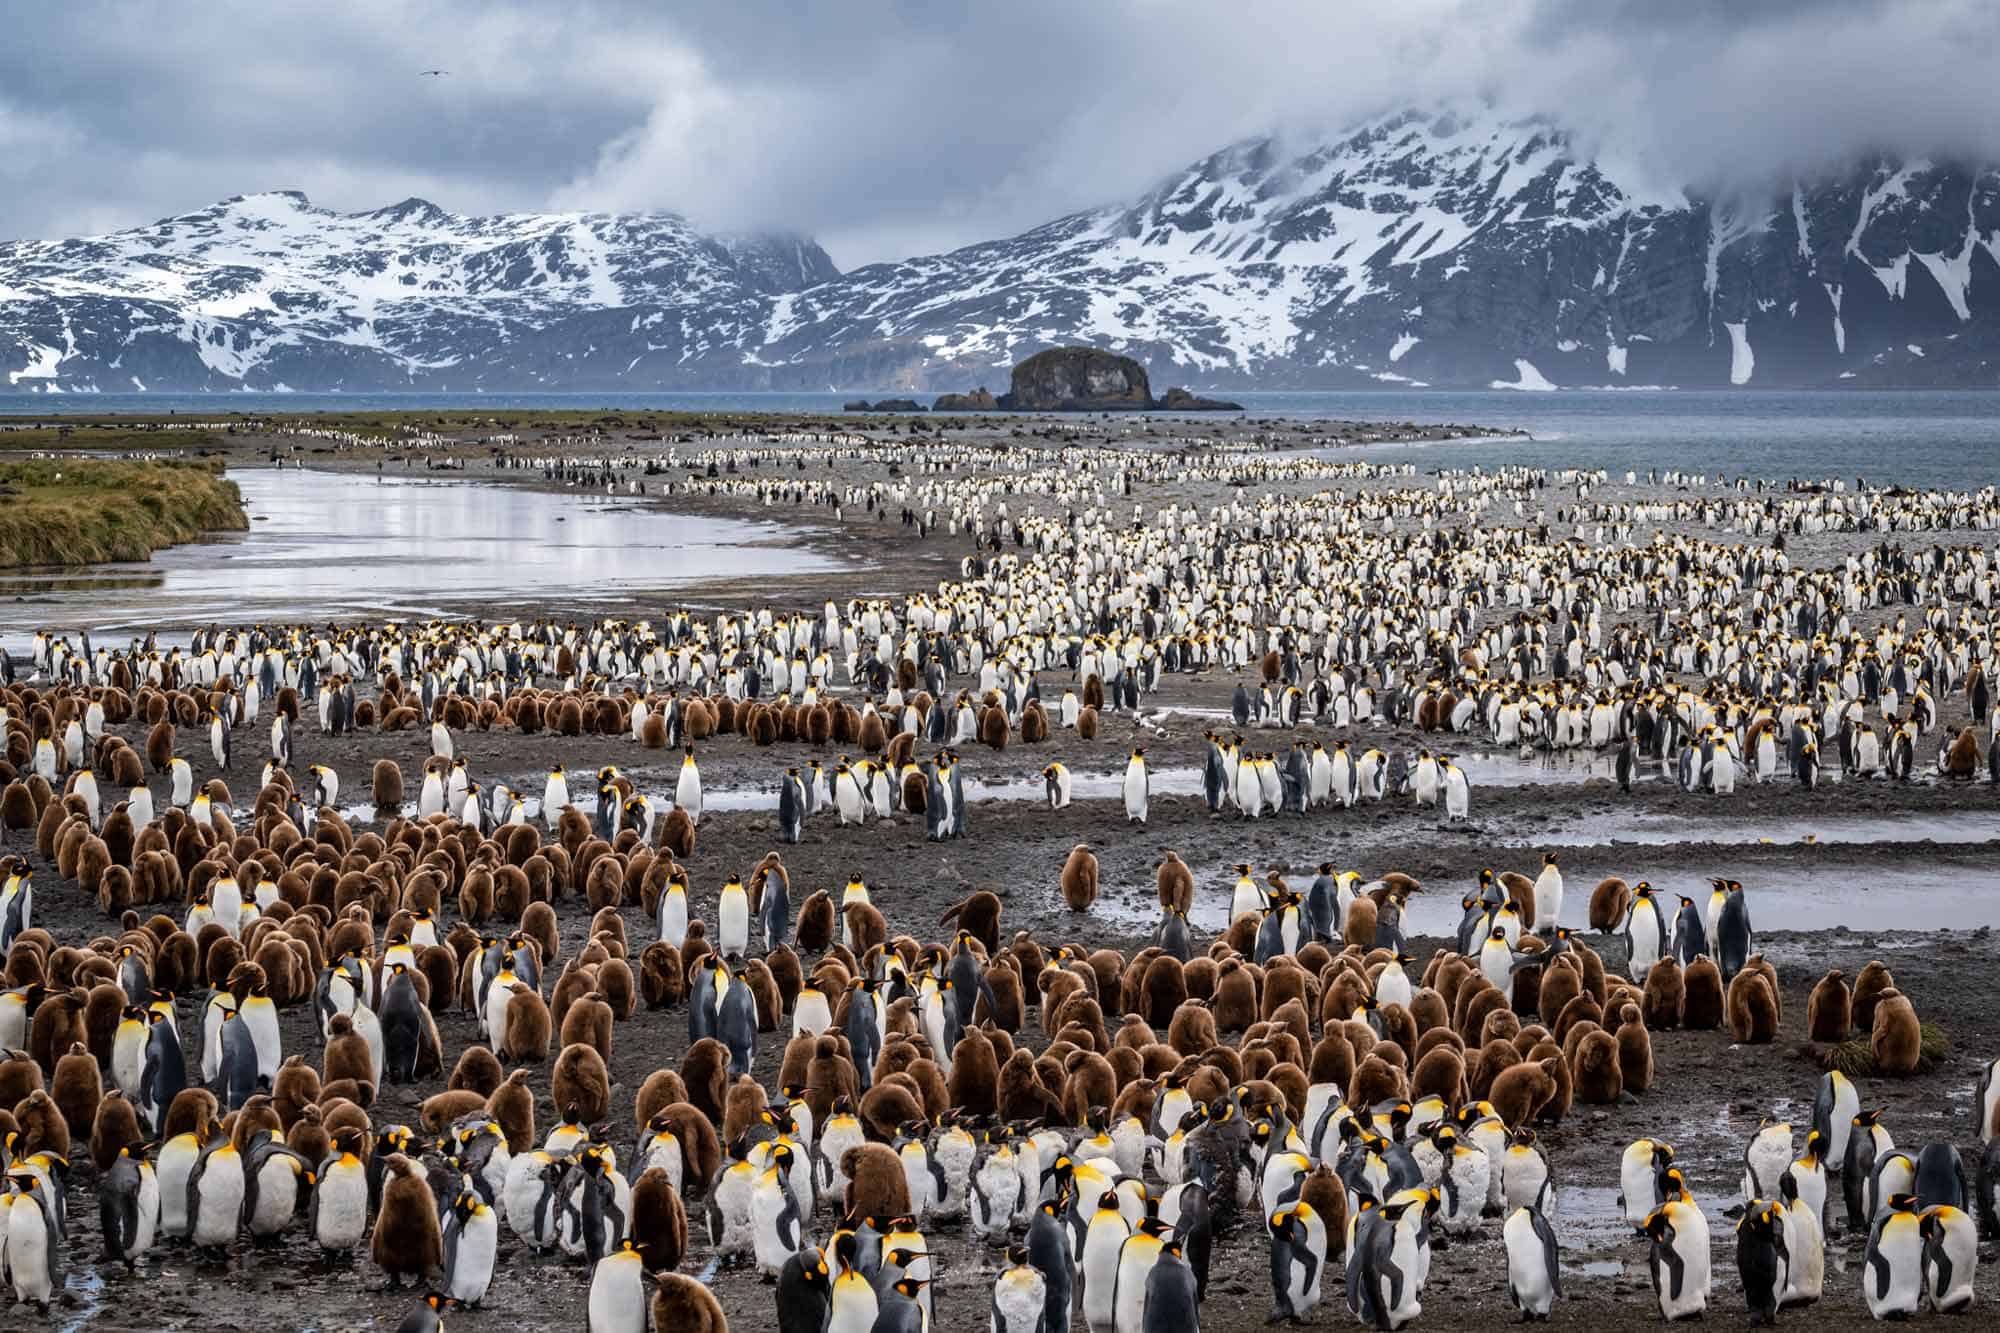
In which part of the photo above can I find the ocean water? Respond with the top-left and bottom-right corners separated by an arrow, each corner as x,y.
4,388 -> 1998,489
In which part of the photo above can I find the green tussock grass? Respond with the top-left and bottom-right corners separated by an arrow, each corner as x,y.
1805,1021 -> 1950,1078
0,426 -> 226,452
0,458 -> 246,567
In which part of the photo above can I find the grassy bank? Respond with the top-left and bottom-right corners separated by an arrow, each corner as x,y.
0,458 -> 247,567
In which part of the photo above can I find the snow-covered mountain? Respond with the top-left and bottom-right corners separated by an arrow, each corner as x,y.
7,108 -> 2000,392
0,191 -> 837,392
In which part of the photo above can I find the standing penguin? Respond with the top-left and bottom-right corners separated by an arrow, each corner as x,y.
1864,1194 -> 1924,1320
588,1238 -> 652,1332
187,1134 -> 247,1254
1644,1199 -> 1711,1321
5,1171 -> 61,1312
1268,1202 -> 1328,1324
98,1143 -> 159,1269
1505,1204 -> 1562,1321
992,1246 -> 1048,1333
778,768 -> 807,844
443,1189 -> 499,1307
139,1008 -> 186,1136
1624,882 -> 1666,980
1919,1203 -> 1978,1313
1736,1200 -> 1790,1327
1715,880 -> 1754,981
1140,1243 -> 1199,1333
1026,1198 -> 1075,1333
1672,896 -> 1708,966
380,963 -> 438,1084
676,748 -> 704,825
1123,749 -> 1149,825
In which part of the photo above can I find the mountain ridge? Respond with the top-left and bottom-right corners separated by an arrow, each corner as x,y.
6,109 -> 1999,391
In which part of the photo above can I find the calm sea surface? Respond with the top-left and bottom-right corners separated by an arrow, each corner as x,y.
4,389 -> 1997,489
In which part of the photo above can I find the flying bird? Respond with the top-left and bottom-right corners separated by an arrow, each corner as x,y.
419,69 -> 448,76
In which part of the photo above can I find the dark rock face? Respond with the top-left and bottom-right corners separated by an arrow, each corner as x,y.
6,113 -> 2000,391
842,399 -> 925,412
931,388 -> 998,411
997,348 -> 1152,410
1158,386 -> 1243,411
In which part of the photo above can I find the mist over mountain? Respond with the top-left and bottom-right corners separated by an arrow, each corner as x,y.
5,108 -> 1997,392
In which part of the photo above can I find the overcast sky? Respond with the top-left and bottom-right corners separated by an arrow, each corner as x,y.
3,0 -> 1996,269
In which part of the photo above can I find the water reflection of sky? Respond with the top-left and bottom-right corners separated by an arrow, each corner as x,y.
0,468 -> 842,635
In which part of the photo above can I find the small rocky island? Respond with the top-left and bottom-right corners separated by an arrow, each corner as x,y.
862,347 -> 1246,413
989,346 -> 1242,411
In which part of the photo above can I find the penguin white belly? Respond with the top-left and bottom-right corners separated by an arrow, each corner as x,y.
677,767 -> 703,824
157,1140 -> 200,1237
192,1153 -> 246,1246
1780,1200 -> 1823,1305
242,1000 -> 282,1081
792,989 -> 832,1037
586,1253 -> 650,1333
719,892 -> 749,957
247,1164 -> 298,1236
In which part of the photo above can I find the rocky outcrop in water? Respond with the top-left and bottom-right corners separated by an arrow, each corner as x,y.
996,348 -> 1152,410
931,388 -> 999,411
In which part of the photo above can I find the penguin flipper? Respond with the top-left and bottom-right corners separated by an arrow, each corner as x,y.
1866,1223 -> 1892,1299
1532,1208 -> 1563,1300
1657,1237 -> 1685,1301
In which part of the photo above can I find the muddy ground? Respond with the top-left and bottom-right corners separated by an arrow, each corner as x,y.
6,676 -> 2000,1331
7,416 -> 2000,1329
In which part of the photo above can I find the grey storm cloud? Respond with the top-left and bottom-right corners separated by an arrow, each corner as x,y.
2,0 -> 1997,268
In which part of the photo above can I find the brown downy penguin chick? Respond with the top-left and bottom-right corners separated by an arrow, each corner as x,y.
1489,1057 -> 1559,1130
559,992 -> 615,1066
449,1045 -> 504,1098
629,1166 -> 689,1271
1410,1044 -> 1467,1106
681,1039 -> 730,1124
651,1272 -> 729,1333
1851,961 -> 1895,1031
551,1043 -> 611,1124
1615,1004 -> 1653,1093
16,1087 -> 70,1158
1587,877 -> 1630,932
371,1153 -> 444,1287
841,1141 -> 911,1218
1157,853 -> 1195,914
1343,895 -> 1378,951
640,942 -> 686,1010
795,891 -> 836,953
371,760 -> 404,813
1870,988 -> 1923,1075
287,1103 -> 331,1167
1347,1054 -> 1405,1109
1641,956 -> 1684,1030
272,1057 -> 321,1129
948,1026 -> 1001,1118
997,1048 -> 1062,1123
632,1070 -> 691,1135
1060,844 -> 1099,912
1211,960 -> 1258,1034
0,1050 -> 45,1108
1807,969 -> 1851,1043
50,1041 -> 103,1145
1570,1028 -> 1622,1104
1681,956 -> 1725,1030
487,1068 -> 536,1151
939,891 -> 1003,955
502,984 -> 552,1063
1726,970 -> 1779,1044
163,1087 -> 220,1141
90,1088 -> 143,1170
419,1090 -> 488,1135
230,1093 -> 284,1153
323,1013 -> 375,1089
721,1077 -> 771,1149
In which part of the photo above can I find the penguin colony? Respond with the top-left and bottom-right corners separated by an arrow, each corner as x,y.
1,443 -> 1999,1329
